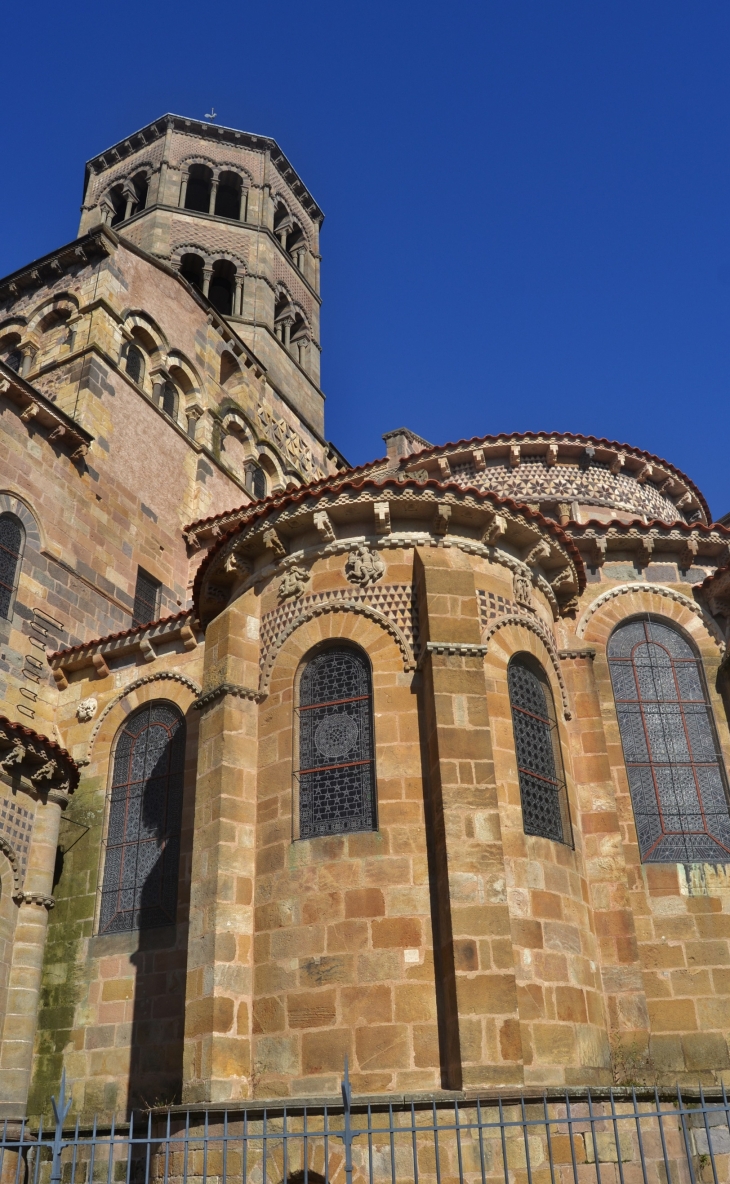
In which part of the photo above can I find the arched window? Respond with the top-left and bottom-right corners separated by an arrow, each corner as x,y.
0,514 -> 23,620
215,171 -> 242,220
184,165 -> 212,213
125,344 -> 144,385
180,253 -> 205,291
99,702 -> 185,934
508,654 -> 572,844
245,461 -> 267,500
107,185 -> 126,227
209,260 -> 235,316
4,351 -> 21,373
297,646 -> 376,839
161,380 -> 178,420
608,616 -> 730,862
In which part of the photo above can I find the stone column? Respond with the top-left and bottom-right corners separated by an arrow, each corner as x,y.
209,180 -> 219,216
239,188 -> 248,222
179,175 -> 188,209
414,548 -> 522,1089
202,268 -> 212,299
182,593 -> 259,1103
234,278 -> 243,317
0,791 -> 64,1115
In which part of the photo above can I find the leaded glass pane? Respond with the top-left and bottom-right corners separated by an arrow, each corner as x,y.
508,657 -> 571,845
298,647 -> 376,839
0,514 -> 22,620
132,568 -> 160,627
608,616 -> 730,862
99,702 -> 185,934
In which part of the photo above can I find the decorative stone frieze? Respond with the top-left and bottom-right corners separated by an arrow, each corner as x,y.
345,542 -> 385,586
0,716 -> 79,799
278,564 -> 310,601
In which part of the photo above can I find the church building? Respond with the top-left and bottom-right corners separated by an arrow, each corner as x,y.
1,114 -> 730,1121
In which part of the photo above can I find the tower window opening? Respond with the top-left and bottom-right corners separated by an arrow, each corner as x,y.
161,380 -> 178,420
209,260 -> 235,317
245,462 -> 267,501
184,165 -> 213,213
125,344 -> 144,385
215,172 -> 242,220
508,654 -> 572,845
132,567 -> 161,627
108,185 -> 126,227
131,171 -> 148,211
180,254 -> 205,291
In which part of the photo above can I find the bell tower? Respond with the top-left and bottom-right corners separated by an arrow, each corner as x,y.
78,114 -> 325,434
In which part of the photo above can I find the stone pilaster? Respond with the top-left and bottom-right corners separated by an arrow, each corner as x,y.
414,549 -> 522,1088
182,594 -> 260,1103
0,792 -> 62,1117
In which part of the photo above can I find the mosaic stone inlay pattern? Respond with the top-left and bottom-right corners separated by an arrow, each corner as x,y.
0,796 -> 33,883
477,589 -> 516,632
450,459 -> 682,522
260,584 -> 419,669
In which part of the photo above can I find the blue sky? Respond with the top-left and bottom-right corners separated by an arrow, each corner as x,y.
2,2 -> 729,514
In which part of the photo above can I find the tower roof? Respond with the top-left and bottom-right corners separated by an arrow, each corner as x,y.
83,113 -> 324,223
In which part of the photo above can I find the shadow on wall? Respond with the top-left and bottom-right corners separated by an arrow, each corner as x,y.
98,700 -> 196,1114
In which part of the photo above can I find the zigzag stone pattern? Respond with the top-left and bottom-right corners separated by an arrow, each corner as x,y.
260,584 -> 420,671
450,458 -> 678,521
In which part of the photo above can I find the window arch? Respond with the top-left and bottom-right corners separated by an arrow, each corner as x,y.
0,514 -> 24,620
215,171 -> 243,220
125,343 -> 145,385
297,645 -> 376,839
99,701 -> 186,934
245,461 -> 267,500
209,260 -> 235,316
180,253 -> 205,291
185,165 -> 213,213
508,653 -> 572,844
608,616 -> 730,862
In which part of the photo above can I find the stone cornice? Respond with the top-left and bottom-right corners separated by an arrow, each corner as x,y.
0,227 -> 116,305
0,360 -> 93,459
194,682 -> 265,710
84,114 -> 325,223
48,612 -> 201,687
0,715 -> 80,795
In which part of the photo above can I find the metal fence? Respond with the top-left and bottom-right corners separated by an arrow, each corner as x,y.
2,1064 -> 730,1184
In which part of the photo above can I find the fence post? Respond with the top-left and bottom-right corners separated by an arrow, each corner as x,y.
50,1071 -> 72,1184
341,1058 -> 353,1184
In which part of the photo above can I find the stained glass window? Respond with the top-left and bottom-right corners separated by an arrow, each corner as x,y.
132,567 -> 161,627
99,702 -> 185,933
0,514 -> 23,620
297,646 -> 376,839
508,654 -> 572,845
608,616 -> 730,863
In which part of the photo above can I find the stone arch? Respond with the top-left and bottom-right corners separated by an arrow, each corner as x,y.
271,190 -> 313,250
261,599 -> 416,695
84,671 -> 201,766
121,310 -> 168,355
0,492 -> 42,550
482,612 -> 571,720
27,293 -> 79,336
578,582 -> 724,652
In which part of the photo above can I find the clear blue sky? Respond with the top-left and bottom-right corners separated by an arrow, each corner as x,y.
2,2 -> 729,515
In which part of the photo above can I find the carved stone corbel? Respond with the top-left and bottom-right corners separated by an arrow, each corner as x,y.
374,501 -> 391,534
20,402 -> 39,422
546,443 -> 559,466
437,457 -> 451,480
263,527 -> 286,559
482,514 -> 507,545
636,534 -> 655,566
139,638 -> 156,663
313,510 -> 335,542
610,452 -> 625,475
509,444 -> 520,467
472,448 -> 486,471
585,536 -> 607,567
92,653 -> 110,678
433,504 -> 451,536
636,463 -> 653,484
679,537 -> 699,570
524,539 -> 551,567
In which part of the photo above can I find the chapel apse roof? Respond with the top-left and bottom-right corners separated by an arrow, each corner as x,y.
192,471 -> 586,627
379,430 -> 711,527
83,114 -> 324,223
